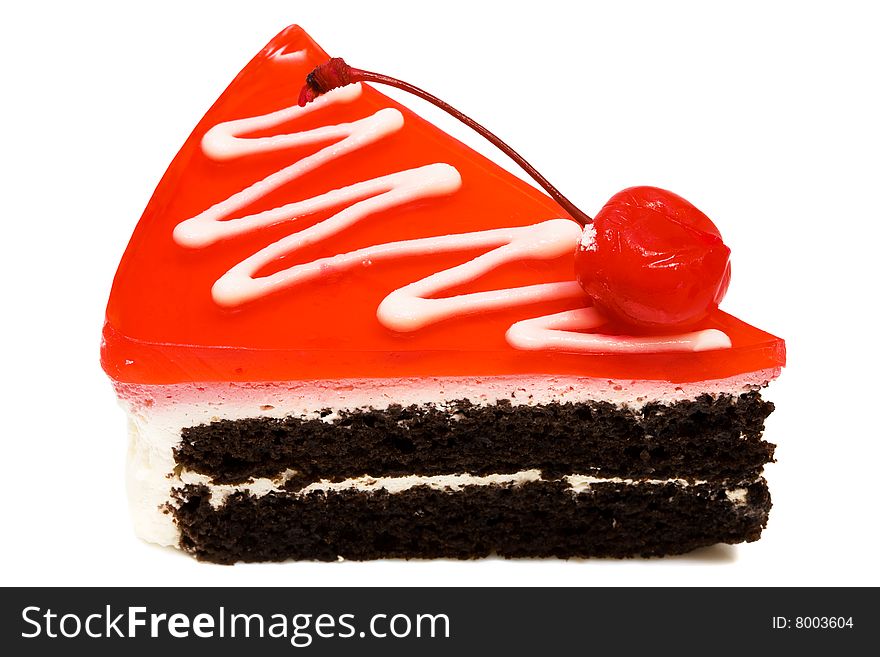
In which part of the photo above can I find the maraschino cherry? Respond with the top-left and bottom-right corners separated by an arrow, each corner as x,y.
577,187 -> 731,329
299,58 -> 731,329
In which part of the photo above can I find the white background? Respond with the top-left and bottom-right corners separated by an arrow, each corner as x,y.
1,0 -> 878,587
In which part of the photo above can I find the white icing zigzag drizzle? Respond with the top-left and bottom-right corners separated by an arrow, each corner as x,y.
506,307 -> 730,353
174,70 -> 730,354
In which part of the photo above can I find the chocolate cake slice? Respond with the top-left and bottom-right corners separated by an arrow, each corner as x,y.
102,26 -> 785,563
118,373 -> 777,563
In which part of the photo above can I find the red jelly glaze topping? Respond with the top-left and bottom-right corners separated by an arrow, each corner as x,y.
576,187 -> 732,329
100,25 -> 784,385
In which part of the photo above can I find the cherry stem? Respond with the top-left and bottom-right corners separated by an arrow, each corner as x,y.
301,60 -> 592,226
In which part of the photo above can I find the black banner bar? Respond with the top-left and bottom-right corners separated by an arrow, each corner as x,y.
1,587 -> 873,654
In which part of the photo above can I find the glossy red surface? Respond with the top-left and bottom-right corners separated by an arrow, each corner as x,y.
576,186 -> 732,328
101,26 -> 785,385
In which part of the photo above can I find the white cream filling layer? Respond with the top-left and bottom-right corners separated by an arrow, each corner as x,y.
178,469 -> 546,509
564,474 -> 750,506
117,372 -> 777,547
176,469 -> 755,511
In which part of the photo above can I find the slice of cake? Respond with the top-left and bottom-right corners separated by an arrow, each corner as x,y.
102,25 -> 785,563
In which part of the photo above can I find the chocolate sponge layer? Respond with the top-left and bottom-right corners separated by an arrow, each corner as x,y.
174,392 -> 775,486
172,478 -> 771,564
